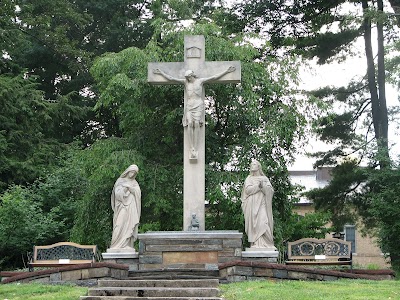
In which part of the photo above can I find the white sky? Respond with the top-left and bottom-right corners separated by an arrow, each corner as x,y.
289,53 -> 399,170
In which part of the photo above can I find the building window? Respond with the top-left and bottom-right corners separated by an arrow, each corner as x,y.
344,225 -> 356,254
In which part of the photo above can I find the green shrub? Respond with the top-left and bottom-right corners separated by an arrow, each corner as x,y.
0,186 -> 60,269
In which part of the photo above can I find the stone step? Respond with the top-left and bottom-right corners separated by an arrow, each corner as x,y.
80,297 -> 223,300
86,287 -> 220,298
98,279 -> 220,288
128,269 -> 220,279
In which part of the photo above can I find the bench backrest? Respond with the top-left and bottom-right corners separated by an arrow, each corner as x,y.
287,238 -> 351,260
33,242 -> 97,263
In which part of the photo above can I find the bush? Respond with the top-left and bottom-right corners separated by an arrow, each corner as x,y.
0,185 -> 60,269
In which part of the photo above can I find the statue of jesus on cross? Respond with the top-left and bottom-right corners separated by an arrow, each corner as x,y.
148,35 -> 241,230
153,66 -> 236,159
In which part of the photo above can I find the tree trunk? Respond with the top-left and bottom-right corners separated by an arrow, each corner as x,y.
362,0 -> 390,168
362,1 -> 380,139
377,0 -> 390,167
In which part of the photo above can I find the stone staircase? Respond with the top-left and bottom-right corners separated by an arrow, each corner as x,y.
80,278 -> 224,300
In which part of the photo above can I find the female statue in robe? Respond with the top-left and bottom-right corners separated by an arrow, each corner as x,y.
110,164 -> 141,250
241,160 -> 276,249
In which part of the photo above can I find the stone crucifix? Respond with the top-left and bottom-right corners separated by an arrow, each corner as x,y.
148,35 -> 241,231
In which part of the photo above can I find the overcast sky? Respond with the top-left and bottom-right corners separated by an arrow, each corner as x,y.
290,53 -> 399,170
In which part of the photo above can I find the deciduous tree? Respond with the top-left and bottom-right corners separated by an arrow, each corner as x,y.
90,22 -> 310,252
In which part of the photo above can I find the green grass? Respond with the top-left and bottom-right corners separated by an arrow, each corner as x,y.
221,279 -> 400,300
0,283 -> 87,300
1,280 -> 399,300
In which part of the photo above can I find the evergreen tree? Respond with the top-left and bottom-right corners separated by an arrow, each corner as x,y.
0,72 -> 62,192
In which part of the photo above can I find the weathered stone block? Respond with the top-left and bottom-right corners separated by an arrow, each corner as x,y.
223,239 -> 242,248
267,257 -> 278,263
254,268 -> 274,277
139,255 -> 163,264
128,263 -> 139,271
61,270 -> 82,281
102,258 -> 117,264
49,272 -> 62,282
219,268 -> 228,279
205,263 -> 219,270
32,276 -> 50,283
166,263 -> 206,269
217,249 -> 234,257
163,251 -> 218,264
224,266 -> 235,276
233,266 -> 254,276
110,268 -> 128,279
272,269 -> 288,279
139,263 -> 163,270
288,271 -> 310,280
218,256 -> 236,263
115,257 -> 140,265
82,267 -> 109,279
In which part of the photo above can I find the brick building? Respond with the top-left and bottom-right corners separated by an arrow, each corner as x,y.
289,168 -> 390,268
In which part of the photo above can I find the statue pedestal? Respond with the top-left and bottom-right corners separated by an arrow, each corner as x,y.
137,231 -> 243,270
242,247 -> 279,263
102,248 -> 139,271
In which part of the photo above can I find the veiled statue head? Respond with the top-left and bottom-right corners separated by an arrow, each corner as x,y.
121,164 -> 139,178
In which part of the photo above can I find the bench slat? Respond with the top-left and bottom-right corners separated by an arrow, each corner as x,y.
29,261 -> 93,267
286,261 -> 352,265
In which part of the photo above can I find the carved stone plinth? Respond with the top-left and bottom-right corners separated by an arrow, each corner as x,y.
137,231 -> 243,270
242,248 -> 279,263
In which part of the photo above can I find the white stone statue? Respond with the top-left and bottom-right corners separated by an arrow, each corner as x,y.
241,160 -> 276,250
153,66 -> 235,159
110,164 -> 141,250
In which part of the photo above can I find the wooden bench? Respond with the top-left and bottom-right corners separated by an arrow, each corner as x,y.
28,242 -> 97,271
286,238 -> 352,268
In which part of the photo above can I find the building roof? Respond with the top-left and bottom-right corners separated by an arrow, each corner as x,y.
289,167 -> 332,203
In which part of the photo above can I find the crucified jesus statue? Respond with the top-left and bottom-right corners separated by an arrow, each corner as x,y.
153,66 -> 236,159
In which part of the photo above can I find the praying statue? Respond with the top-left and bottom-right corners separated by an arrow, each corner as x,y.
241,160 -> 276,250
110,164 -> 141,250
153,66 -> 235,159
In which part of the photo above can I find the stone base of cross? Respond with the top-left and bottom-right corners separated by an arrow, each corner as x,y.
148,35 -> 241,230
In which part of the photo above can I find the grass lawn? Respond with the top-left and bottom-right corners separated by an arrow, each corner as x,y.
0,279 -> 399,300
220,279 -> 400,300
0,283 -> 87,300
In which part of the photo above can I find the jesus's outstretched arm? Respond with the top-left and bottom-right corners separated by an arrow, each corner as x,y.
153,69 -> 185,84
201,66 -> 236,83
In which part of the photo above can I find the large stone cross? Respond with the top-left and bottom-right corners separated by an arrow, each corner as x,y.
148,35 -> 241,231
